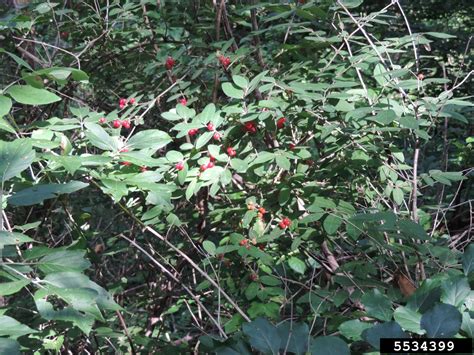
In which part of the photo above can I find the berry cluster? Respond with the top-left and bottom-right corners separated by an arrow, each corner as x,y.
277,117 -> 286,129
165,56 -> 175,70
226,147 -> 236,157
218,55 -> 231,69
119,97 -> 135,109
243,121 -> 257,134
278,217 -> 292,229
111,119 -> 131,129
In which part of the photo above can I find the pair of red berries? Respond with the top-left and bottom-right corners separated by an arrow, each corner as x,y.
277,117 -> 286,129
188,128 -> 199,136
219,55 -> 231,69
166,56 -> 175,70
119,97 -> 135,109
226,147 -> 236,157
200,161 -> 215,172
243,121 -> 257,134
179,97 -> 187,106
206,122 -> 221,140
175,161 -> 185,171
278,217 -> 292,229
113,120 -> 131,129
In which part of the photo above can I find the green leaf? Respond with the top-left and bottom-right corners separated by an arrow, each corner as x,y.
0,231 -> 34,248
392,187 -> 404,205
0,139 -> 35,183
9,181 -> 88,206
128,130 -> 172,150
393,306 -> 424,334
38,250 -> 91,274
84,123 -> 119,151
203,240 -> 216,256
338,320 -> 372,341
0,279 -> 30,296
0,118 -> 14,133
7,85 -> 61,105
222,82 -> 244,99
288,257 -> 306,275
398,219 -> 428,240
309,336 -> 349,355
232,75 -> 248,89
425,32 -> 456,39
230,158 -> 248,173
441,276 -> 470,308
277,322 -> 309,354
44,272 -> 119,311
371,109 -> 396,125
196,131 -> 214,149
242,317 -> 280,355
0,315 -> 37,337
0,339 -> 20,355
245,283 -> 259,301
463,244 -> 474,275
407,279 -> 442,312
323,215 -> 342,235
0,95 -> 12,117
361,289 -> 393,321
362,321 -> 407,349
420,304 -> 462,338
275,155 -> 291,170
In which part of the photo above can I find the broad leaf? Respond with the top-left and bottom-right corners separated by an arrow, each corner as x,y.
7,85 -> 61,105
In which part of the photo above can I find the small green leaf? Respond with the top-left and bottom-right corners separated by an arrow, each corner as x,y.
288,257 -> 306,275
323,215 -> 342,235
393,306 -> 424,334
309,336 -> 349,355
203,240 -> 216,256
361,289 -> 393,321
242,318 -> 280,355
0,139 -> 35,183
232,75 -> 248,89
0,95 -> 12,117
0,279 -> 30,296
9,181 -> 88,206
127,129 -> 172,150
222,82 -> 244,99
7,85 -> 61,105
84,123 -> 118,151
420,304 -> 461,338
362,322 -> 407,350
0,316 -> 38,337
275,155 -> 291,170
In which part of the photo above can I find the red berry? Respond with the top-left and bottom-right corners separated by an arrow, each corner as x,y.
213,132 -> 221,140
119,98 -> 127,106
113,120 -> 122,129
283,217 -> 292,227
200,164 -> 208,172
165,56 -> 175,70
209,155 -> 216,162
119,147 -> 129,153
99,117 -> 106,124
179,98 -> 187,106
277,117 -> 286,129
121,120 -> 131,129
250,273 -> 258,281
226,147 -> 236,157
60,31 -> 69,39
279,221 -> 287,229
258,244 -> 265,251
129,98 -> 136,104
219,55 -> 231,69
207,122 -> 214,131
289,143 -> 296,150
258,207 -> 266,214
188,128 -> 198,136
207,161 -> 215,169
239,239 -> 248,246
140,166 -> 148,172
243,121 -> 257,134
121,161 -> 131,166
176,161 -> 184,171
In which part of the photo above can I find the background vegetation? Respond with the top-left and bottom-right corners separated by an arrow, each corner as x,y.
0,0 -> 472,353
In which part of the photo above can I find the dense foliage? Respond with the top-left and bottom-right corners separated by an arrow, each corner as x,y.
0,0 -> 472,353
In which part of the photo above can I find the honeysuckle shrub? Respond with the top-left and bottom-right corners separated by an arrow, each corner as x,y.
0,0 -> 472,353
